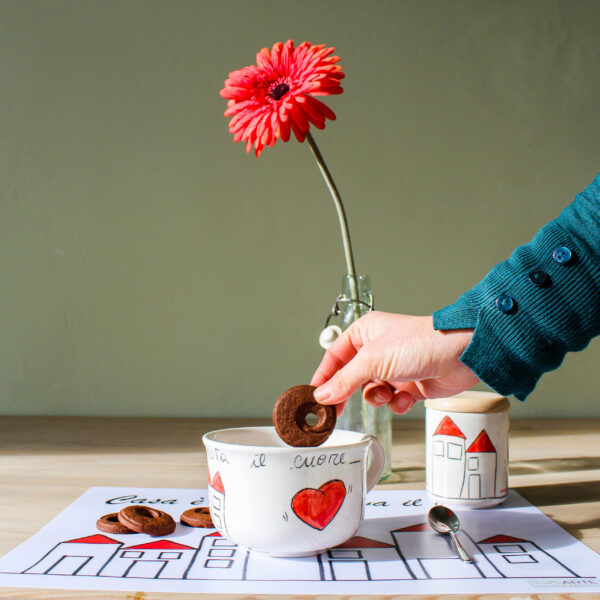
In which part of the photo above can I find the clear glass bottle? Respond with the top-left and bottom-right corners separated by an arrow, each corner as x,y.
336,274 -> 392,481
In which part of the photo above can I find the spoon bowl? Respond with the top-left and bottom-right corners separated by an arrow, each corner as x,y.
428,505 -> 460,534
427,505 -> 475,564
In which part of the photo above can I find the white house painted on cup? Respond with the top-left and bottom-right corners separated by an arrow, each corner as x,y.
207,471 -> 227,535
463,430 -> 497,499
430,416 -> 467,498
430,415 -> 499,500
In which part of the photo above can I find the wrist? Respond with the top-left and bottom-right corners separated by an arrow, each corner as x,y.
428,315 -> 473,355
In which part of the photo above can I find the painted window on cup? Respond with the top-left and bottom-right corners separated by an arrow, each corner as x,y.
447,442 -> 462,460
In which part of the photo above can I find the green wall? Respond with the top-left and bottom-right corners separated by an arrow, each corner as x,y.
2,0 -> 599,419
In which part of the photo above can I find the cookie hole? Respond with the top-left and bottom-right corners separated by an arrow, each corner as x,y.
295,401 -> 329,434
305,412 -> 319,427
135,507 -> 155,519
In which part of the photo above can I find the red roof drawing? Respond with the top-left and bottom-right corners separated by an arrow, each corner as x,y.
65,534 -> 120,544
206,531 -> 222,537
210,471 -> 225,493
479,534 -> 528,544
467,430 -> 496,453
433,416 -> 466,439
393,523 -> 430,532
124,540 -> 195,550
335,536 -> 394,548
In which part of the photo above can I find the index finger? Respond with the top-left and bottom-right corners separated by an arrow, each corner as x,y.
310,326 -> 363,387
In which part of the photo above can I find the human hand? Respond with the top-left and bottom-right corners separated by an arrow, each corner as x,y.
310,312 -> 478,415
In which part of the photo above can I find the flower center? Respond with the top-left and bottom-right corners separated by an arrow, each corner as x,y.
268,82 -> 290,101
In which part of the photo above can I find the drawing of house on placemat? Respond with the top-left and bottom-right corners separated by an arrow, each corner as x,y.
477,534 -> 579,577
21,526 -> 580,581
23,535 -> 121,576
391,524 -> 578,579
98,540 -> 196,578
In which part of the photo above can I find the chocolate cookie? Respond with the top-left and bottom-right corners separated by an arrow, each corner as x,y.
117,505 -> 176,537
180,507 -> 214,528
273,384 -> 336,447
96,512 -> 135,534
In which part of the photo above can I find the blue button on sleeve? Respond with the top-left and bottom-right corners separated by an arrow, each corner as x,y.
433,173 -> 600,400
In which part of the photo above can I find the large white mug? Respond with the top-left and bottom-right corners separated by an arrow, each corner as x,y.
202,426 -> 385,557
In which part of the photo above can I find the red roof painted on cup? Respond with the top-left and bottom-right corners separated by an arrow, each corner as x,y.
433,416 -> 466,439
65,534 -> 120,544
210,471 -> 225,493
478,534 -> 528,544
467,429 -> 496,453
124,540 -> 195,550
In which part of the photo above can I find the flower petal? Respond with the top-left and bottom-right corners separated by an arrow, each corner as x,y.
296,94 -> 335,125
221,39 -> 343,155
278,106 -> 291,142
256,47 -> 271,70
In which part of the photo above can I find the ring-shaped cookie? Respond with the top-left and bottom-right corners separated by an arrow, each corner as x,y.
117,505 -> 176,537
96,512 -> 135,534
180,507 -> 214,528
273,384 -> 337,447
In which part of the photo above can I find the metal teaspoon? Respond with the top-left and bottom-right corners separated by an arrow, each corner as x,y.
427,505 -> 475,564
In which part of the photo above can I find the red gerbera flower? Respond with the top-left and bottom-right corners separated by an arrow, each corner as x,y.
220,40 -> 344,157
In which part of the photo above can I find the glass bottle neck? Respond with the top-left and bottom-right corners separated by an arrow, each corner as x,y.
340,274 -> 372,329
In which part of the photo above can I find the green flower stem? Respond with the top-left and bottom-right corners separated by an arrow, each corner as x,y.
306,131 -> 360,321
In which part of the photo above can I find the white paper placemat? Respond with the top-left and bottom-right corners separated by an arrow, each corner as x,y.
1,487 -> 599,595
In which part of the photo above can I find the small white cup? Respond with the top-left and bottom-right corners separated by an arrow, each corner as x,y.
202,426 -> 385,557
425,391 -> 510,508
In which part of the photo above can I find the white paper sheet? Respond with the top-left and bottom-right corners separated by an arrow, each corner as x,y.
1,487 -> 599,595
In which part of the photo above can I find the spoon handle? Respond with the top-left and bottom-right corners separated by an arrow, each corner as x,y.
449,530 -> 475,564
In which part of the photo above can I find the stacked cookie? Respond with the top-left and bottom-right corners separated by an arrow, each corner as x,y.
96,506 -> 213,536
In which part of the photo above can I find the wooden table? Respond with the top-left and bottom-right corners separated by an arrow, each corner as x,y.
1,416 -> 599,599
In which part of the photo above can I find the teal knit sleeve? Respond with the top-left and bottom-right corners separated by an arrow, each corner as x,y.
433,173 -> 600,400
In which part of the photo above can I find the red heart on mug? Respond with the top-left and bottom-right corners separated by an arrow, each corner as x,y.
291,480 -> 346,530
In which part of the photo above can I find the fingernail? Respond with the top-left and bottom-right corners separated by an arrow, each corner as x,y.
373,391 -> 389,406
364,384 -> 390,406
392,392 -> 415,414
313,385 -> 332,403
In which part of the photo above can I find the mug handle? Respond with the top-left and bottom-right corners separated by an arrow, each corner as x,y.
365,435 -> 386,491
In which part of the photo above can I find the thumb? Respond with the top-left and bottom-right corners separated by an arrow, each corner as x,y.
313,351 -> 373,405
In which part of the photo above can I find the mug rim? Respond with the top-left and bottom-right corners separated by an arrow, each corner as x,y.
203,425 -> 372,453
